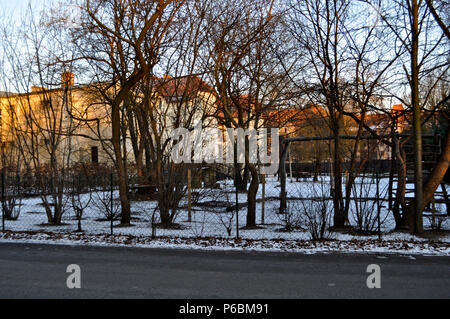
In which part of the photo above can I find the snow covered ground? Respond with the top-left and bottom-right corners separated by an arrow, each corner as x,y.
1,176 -> 449,254
1,231 -> 449,256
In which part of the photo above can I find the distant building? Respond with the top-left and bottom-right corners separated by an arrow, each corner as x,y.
0,73 -> 218,171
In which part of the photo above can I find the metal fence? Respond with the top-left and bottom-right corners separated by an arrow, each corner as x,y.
1,163 -> 448,241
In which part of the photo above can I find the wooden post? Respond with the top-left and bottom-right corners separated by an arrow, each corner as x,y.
110,173 -> 113,235
388,141 -> 395,210
279,141 -> 290,214
376,172 -> 381,240
329,157 -> 334,196
235,166 -> 240,239
261,174 -> 265,225
1,171 -> 4,232
289,146 -> 293,182
187,168 -> 192,222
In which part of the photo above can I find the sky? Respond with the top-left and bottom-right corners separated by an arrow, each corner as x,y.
0,0 -> 31,10
0,0 -> 49,23
0,0 -> 32,15
0,1 -> 44,92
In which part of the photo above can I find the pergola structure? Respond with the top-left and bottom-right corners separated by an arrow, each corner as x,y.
277,133 -> 438,214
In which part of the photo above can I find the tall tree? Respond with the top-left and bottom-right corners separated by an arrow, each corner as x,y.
72,0 -> 185,225
201,0 -> 288,227
378,0 -> 449,233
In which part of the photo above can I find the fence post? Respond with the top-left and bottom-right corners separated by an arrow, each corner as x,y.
234,164 -> 239,239
261,174 -> 265,225
388,143 -> 395,210
288,146 -> 293,182
110,172 -> 113,236
1,171 -> 4,232
279,140 -> 289,214
376,172 -> 381,240
235,172 -> 239,239
187,168 -> 192,222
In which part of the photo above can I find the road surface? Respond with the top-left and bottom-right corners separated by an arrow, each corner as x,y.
0,242 -> 449,298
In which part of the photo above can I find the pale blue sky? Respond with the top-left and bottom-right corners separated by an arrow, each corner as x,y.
0,0 -> 33,14
0,0 -> 49,23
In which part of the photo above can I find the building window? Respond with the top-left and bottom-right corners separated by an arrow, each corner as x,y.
40,138 -> 50,146
91,146 -> 99,164
41,98 -> 51,110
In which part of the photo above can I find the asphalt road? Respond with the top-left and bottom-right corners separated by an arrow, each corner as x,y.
0,242 -> 449,299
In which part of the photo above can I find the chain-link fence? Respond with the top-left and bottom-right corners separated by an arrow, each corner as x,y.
1,161 -> 448,241
0,167 -> 120,236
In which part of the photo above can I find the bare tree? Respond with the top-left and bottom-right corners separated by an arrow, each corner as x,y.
69,166 -> 93,232
200,0 -> 289,228
286,0 -> 399,229
68,0 -> 185,226
375,0 -> 449,233
0,3 -> 78,225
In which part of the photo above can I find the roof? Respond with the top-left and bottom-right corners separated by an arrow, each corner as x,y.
0,91 -> 13,97
1,74 -> 215,101
391,104 -> 404,112
264,105 -> 328,128
153,76 -> 216,102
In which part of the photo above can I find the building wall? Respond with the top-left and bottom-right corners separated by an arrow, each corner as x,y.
0,83 -> 219,172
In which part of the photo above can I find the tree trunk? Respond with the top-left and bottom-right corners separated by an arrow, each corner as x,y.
246,163 -> 259,228
332,130 -> 345,228
411,0 -> 424,234
279,141 -> 289,214
112,104 -> 131,225
233,141 -> 247,192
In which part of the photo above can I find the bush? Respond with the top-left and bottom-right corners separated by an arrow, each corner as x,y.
350,173 -> 388,234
